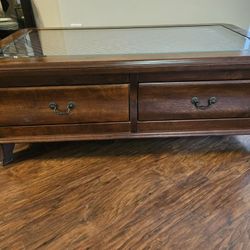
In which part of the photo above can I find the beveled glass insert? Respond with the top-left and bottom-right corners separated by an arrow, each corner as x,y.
1,25 -> 250,57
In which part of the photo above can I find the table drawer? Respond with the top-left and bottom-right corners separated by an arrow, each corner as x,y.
0,84 -> 129,126
138,81 -> 250,121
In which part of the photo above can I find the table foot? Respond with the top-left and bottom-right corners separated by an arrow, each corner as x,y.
0,144 -> 15,167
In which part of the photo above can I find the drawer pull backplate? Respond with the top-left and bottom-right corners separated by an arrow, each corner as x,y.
49,102 -> 76,116
191,96 -> 217,110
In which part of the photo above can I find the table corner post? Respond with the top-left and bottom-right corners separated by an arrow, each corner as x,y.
0,144 -> 15,167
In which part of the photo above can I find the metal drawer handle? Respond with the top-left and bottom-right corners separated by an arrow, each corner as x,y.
49,102 -> 75,115
191,96 -> 217,110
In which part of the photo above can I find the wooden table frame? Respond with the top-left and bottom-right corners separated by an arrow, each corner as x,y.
0,23 -> 250,166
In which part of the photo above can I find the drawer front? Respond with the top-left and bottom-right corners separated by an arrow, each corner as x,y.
0,84 -> 129,126
139,81 -> 250,121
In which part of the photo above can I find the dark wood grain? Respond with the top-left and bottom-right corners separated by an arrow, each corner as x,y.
139,80 -> 250,121
3,118 -> 250,144
129,74 -> 139,133
2,68 -> 250,89
137,118 -> 250,135
0,71 -> 130,88
138,69 -> 250,83
0,122 -> 131,143
0,84 -> 129,126
0,54 -> 250,75
1,136 -> 250,248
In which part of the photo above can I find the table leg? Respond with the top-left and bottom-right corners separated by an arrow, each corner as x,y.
0,144 -> 15,167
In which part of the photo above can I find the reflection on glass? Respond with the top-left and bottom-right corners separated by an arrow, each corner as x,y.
1,33 -> 34,57
243,27 -> 250,50
1,25 -> 250,58
1,31 -> 43,57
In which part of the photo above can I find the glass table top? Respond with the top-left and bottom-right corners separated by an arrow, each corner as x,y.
1,25 -> 250,58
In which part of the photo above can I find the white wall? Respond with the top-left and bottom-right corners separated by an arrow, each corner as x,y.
33,0 -> 250,30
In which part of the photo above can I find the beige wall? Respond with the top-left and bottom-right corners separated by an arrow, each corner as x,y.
32,0 -> 62,27
33,0 -> 250,29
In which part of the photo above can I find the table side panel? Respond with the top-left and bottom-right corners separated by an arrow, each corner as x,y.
137,118 -> 250,135
0,122 -> 131,143
3,118 -> 250,143
138,69 -> 250,83
0,72 -> 130,88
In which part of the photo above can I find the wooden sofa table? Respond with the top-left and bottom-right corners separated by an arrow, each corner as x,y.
0,24 -> 250,166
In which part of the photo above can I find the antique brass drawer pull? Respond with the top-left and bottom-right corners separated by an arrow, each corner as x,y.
49,102 -> 76,115
191,96 -> 217,110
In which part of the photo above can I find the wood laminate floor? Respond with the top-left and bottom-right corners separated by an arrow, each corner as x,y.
1,136 -> 250,249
